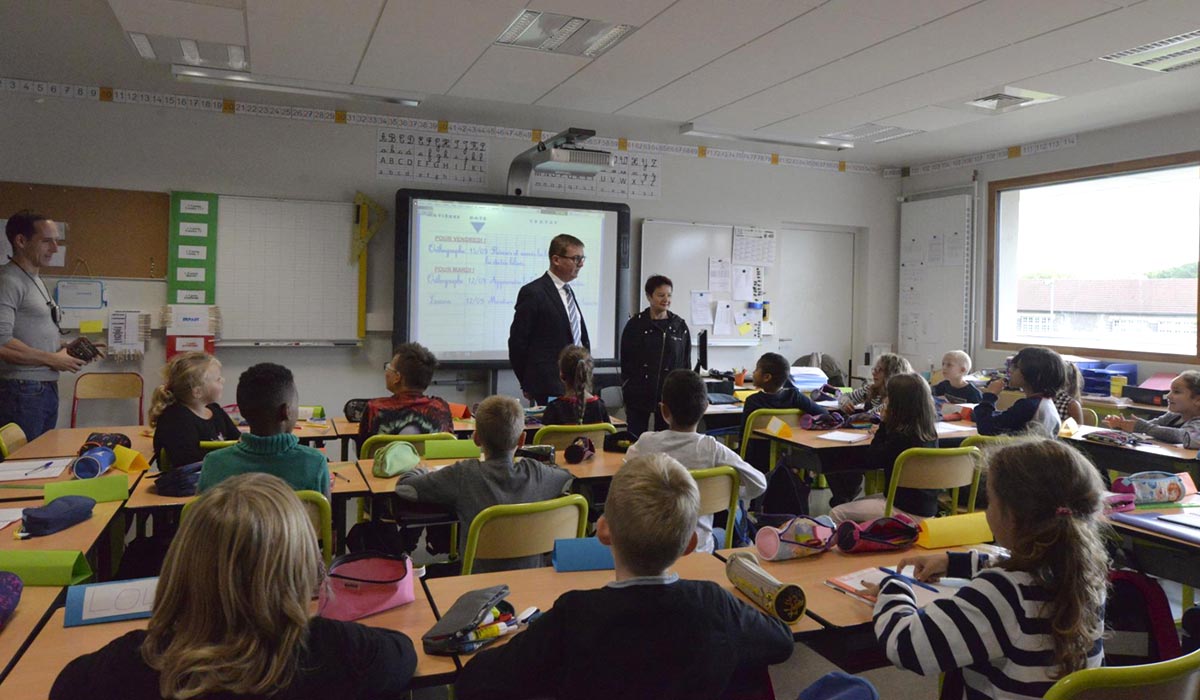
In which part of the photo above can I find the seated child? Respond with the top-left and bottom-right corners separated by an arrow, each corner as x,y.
541,345 -> 611,425
52,473 -> 415,700
199,363 -> 330,499
394,395 -> 572,572
1053,362 -> 1084,425
871,438 -> 1107,700
626,369 -> 767,552
1103,370 -> 1200,447
455,453 -> 793,700
359,342 -> 454,446
975,347 -> 1064,436
830,373 -> 939,523
149,351 -> 239,468
839,353 -> 913,414
740,352 -> 829,471
931,350 -> 982,404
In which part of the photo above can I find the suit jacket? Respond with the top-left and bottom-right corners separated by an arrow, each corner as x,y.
508,272 -> 590,397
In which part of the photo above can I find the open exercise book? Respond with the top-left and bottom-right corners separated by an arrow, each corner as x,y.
825,566 -> 965,607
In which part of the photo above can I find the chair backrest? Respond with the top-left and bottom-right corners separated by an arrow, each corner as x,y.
1043,647 -> 1200,700
885,446 -> 981,517
423,438 -> 482,460
158,439 -> 238,471
296,490 -> 333,566
1082,407 -> 1100,427
72,372 -> 145,427
738,409 -> 802,459
959,434 -> 1015,450
0,422 -> 28,459
462,494 -> 588,575
532,423 -> 617,450
359,432 -> 456,459
691,466 -> 740,549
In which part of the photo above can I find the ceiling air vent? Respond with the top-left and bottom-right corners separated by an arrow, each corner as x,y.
495,10 -> 635,58
1101,29 -> 1200,73
822,123 -> 924,144
954,86 -> 1061,115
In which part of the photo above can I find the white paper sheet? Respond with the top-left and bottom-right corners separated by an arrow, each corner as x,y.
935,422 -> 974,435
690,291 -> 714,326
707,257 -> 731,293
733,266 -> 755,302
818,430 -> 872,443
0,507 -> 24,531
0,457 -> 72,482
714,301 -> 735,336
732,227 -> 777,266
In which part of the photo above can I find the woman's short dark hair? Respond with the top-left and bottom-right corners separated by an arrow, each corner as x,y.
644,275 -> 673,297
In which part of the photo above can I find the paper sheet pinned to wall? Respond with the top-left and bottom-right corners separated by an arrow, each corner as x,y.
715,301 -> 734,336
708,258 -> 731,293
690,291 -> 713,326
733,266 -> 755,301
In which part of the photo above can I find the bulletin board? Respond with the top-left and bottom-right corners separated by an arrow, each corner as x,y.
897,194 -> 972,368
0,181 -> 168,278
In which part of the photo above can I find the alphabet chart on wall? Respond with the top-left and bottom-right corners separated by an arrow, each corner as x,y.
531,152 -> 662,200
376,129 -> 488,186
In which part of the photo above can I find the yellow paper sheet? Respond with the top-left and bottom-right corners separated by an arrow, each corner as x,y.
79,319 -> 103,333
916,511 -> 992,549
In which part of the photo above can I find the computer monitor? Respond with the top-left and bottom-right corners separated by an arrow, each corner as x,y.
694,329 -> 708,373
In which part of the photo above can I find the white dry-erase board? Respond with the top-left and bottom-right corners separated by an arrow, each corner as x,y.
639,219 -> 854,364
897,194 -> 972,369
215,196 -> 360,344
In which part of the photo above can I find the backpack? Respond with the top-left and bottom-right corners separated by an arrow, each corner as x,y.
1105,570 -> 1182,665
795,352 -> 847,388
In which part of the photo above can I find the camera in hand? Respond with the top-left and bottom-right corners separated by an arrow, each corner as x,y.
66,337 -> 103,362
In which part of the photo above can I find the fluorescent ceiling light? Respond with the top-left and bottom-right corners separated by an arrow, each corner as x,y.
129,32 -> 155,60
498,10 -> 540,44
1101,29 -> 1200,73
179,38 -> 201,65
495,9 -> 635,58
227,45 -> 246,71
680,123 -> 852,151
540,17 -> 586,51
584,24 -> 634,57
171,65 -> 422,106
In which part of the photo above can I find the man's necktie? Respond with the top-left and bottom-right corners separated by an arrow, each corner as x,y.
564,284 -> 581,346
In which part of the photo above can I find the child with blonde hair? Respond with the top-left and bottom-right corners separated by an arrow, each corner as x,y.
932,350 -> 982,404
149,351 -> 239,468
1103,370 -> 1200,447
872,438 -> 1108,699
541,345 -> 610,425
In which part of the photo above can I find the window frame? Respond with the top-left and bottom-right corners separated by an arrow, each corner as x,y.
986,150 -> 1200,363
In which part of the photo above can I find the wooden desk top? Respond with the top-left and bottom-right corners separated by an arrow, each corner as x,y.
9,426 -> 154,461
358,450 -> 626,496
291,420 -> 337,440
717,546 -> 956,629
0,500 -> 122,554
425,552 -> 819,643
1068,425 -> 1199,461
753,420 -> 977,451
0,467 -> 141,503
0,586 -> 61,680
125,462 -> 370,510
2,589 -> 453,698
332,417 -> 356,436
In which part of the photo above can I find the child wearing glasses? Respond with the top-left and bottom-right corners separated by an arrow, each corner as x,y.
358,342 -> 454,445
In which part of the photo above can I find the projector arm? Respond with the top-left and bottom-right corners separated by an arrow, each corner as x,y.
507,127 -> 597,196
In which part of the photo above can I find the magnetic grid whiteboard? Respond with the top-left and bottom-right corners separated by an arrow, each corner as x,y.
897,194 -> 972,368
215,196 -> 359,343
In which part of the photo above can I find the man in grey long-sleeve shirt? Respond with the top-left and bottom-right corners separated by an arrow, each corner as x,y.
0,212 -> 87,440
395,395 -> 572,572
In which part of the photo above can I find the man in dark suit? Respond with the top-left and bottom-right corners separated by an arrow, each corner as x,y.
508,234 -> 589,405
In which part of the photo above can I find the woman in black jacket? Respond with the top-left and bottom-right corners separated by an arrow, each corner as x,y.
620,275 -> 691,435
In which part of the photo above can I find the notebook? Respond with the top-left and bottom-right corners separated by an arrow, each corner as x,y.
825,566 -> 962,607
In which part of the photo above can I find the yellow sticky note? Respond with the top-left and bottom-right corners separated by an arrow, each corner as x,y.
80,320 -> 103,334
737,322 -> 753,336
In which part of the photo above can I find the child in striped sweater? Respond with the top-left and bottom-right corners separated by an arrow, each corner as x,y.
871,438 -> 1108,700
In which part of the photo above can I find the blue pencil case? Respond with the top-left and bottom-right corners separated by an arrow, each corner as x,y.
552,537 -> 614,572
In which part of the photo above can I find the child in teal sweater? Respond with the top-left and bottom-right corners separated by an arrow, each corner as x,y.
199,363 -> 330,498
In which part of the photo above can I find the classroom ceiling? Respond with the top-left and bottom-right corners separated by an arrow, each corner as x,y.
7,0 -> 1200,166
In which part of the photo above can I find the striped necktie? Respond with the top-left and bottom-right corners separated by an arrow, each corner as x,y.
564,284 -> 581,346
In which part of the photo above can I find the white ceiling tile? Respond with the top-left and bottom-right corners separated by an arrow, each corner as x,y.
448,45 -> 591,103
877,106 -> 986,131
696,0 -> 1124,131
106,0 -> 245,44
1017,59 -> 1157,96
836,0 -> 979,27
355,0 -> 527,93
618,3 -> 907,121
246,0 -> 382,83
535,0 -> 822,114
534,0 -> 676,27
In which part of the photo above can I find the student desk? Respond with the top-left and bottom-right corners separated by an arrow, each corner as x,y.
0,468 -> 142,504
0,500 -> 122,557
0,586 -> 62,683
749,421 -> 978,475
358,451 -> 626,497
1065,425 -> 1198,477
124,462 -> 370,554
2,583 -> 454,697
1108,499 -> 1200,589
8,426 -> 154,462
334,418 -> 629,461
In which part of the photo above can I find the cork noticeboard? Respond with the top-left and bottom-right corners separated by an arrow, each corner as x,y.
0,181 -> 169,279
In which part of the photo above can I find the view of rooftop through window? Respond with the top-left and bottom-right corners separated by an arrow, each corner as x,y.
994,162 -> 1200,357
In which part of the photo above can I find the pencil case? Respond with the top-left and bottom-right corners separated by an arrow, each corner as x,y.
836,514 -> 919,553
21,496 -> 96,537
1112,471 -> 1196,505
422,585 -> 513,655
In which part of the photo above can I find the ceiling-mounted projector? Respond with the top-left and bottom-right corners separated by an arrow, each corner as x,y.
507,127 -> 613,196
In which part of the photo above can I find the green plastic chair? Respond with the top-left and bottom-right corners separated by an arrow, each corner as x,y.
157,439 -> 239,471
0,422 -> 27,458
461,494 -> 588,575
959,434 -> 1014,449
531,423 -> 617,451
423,438 -> 482,460
359,432 -> 455,459
182,489 -> 332,566
1043,646 -> 1200,699
691,466 -> 741,549
738,408 -> 803,472
884,446 -> 981,517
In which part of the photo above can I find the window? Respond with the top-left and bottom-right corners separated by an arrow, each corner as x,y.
988,152 -> 1200,361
